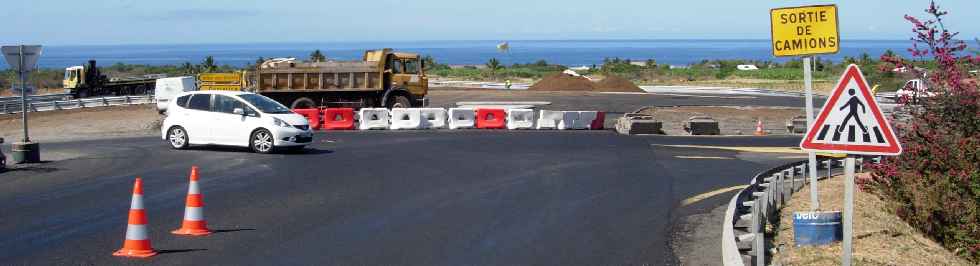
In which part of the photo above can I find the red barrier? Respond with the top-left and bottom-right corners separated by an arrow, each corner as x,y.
292,109 -> 321,130
590,111 -> 606,130
476,108 -> 506,129
322,108 -> 355,130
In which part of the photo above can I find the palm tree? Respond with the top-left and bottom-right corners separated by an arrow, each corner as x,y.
200,56 -> 217,73
486,58 -> 502,80
181,62 -> 195,74
310,50 -> 326,62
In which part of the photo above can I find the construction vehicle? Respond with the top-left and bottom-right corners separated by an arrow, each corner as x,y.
63,60 -> 164,98
250,48 -> 428,109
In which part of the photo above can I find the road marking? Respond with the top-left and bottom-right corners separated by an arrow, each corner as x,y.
681,185 -> 749,207
652,144 -> 802,154
777,155 -> 810,159
674,156 -> 734,160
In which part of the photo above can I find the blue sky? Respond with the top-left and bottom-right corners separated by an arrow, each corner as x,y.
2,0 -> 977,45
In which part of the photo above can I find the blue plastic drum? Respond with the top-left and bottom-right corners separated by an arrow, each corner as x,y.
793,211 -> 843,246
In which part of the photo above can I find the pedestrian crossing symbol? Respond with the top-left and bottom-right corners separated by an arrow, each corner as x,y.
800,64 -> 902,155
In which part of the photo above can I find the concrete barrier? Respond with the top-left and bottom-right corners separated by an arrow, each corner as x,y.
448,108 -> 476,129
536,110 -> 563,129
506,109 -> 535,129
420,108 -> 447,129
389,108 -> 422,130
358,108 -> 390,130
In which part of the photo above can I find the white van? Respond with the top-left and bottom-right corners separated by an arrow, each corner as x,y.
155,76 -> 197,114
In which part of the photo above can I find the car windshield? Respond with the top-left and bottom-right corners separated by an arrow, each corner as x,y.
238,94 -> 292,114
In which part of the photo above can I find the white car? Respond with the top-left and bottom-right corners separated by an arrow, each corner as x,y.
161,91 -> 313,153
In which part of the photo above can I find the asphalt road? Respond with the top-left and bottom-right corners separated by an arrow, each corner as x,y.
0,131 -> 805,265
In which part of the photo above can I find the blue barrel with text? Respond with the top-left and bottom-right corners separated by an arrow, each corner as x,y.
793,211 -> 843,246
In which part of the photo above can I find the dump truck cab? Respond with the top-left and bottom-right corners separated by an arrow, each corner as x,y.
63,65 -> 86,91
366,49 -> 428,108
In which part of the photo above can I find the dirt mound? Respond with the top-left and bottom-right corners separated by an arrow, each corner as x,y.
528,73 -> 596,91
594,75 -> 643,92
528,73 -> 643,92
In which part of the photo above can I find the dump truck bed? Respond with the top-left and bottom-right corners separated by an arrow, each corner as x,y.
255,61 -> 383,92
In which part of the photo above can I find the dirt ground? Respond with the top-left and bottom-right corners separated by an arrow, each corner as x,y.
636,106 -> 805,135
0,105 -> 162,143
771,173 -> 972,266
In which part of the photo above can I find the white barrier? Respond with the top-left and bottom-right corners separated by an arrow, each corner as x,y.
575,111 -> 598,129
448,108 -> 476,129
506,109 -> 535,129
389,108 -> 422,130
557,111 -> 581,130
358,108 -> 390,130
536,110 -> 563,129
420,108 -> 448,129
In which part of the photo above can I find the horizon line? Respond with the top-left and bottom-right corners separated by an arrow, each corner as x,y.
11,38 -> 917,47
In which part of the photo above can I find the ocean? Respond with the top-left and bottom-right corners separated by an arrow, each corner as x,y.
6,39 -> 914,70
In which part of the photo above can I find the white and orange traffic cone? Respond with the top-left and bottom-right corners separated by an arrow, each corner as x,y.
114,177 -> 158,258
754,118 -> 768,136
172,166 -> 212,236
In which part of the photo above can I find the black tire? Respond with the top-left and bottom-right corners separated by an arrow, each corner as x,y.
168,126 -> 189,149
388,95 -> 411,109
291,97 -> 316,109
250,129 -> 275,154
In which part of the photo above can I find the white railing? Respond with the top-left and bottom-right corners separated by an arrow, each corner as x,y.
0,95 -> 155,114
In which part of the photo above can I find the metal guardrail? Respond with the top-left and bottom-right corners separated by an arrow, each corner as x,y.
0,93 -> 73,104
0,95 -> 155,114
721,156 -> 882,266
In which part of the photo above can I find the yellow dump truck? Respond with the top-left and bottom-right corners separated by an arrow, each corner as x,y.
251,48 -> 428,109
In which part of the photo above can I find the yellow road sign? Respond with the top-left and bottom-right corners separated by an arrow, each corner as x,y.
770,5 -> 839,57
200,85 -> 242,91
199,73 -> 242,83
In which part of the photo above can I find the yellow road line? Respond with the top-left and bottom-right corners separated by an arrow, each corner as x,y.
674,156 -> 734,160
652,144 -> 802,154
680,185 -> 749,207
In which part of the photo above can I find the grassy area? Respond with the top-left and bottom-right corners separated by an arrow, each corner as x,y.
771,174 -> 972,266
427,55 -> 916,94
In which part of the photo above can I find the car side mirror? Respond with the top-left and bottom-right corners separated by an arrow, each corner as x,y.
233,108 -> 245,115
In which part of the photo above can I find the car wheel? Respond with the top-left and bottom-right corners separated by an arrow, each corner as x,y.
250,129 -> 275,154
168,126 -> 189,149
388,95 -> 411,109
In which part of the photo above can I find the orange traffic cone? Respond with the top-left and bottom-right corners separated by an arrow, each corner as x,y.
114,177 -> 158,258
754,118 -> 768,136
172,166 -> 212,236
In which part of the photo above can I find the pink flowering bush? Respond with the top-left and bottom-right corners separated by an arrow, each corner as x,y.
870,1 -> 980,262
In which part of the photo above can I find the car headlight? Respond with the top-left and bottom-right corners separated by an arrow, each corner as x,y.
273,117 -> 293,128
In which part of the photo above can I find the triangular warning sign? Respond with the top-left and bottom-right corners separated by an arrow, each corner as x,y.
800,64 -> 902,155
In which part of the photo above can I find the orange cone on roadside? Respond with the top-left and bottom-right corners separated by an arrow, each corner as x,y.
172,166 -> 212,236
114,177 -> 158,258
754,118 -> 768,136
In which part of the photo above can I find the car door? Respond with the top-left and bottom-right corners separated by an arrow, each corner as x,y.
211,94 -> 261,146
182,93 -> 216,144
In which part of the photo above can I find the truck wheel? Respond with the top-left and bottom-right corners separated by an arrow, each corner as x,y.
388,95 -> 411,109
250,129 -> 275,154
291,98 -> 316,109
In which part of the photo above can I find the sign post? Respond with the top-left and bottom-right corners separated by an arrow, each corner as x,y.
771,4 -> 840,210
2,45 -> 43,163
800,64 -> 903,266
